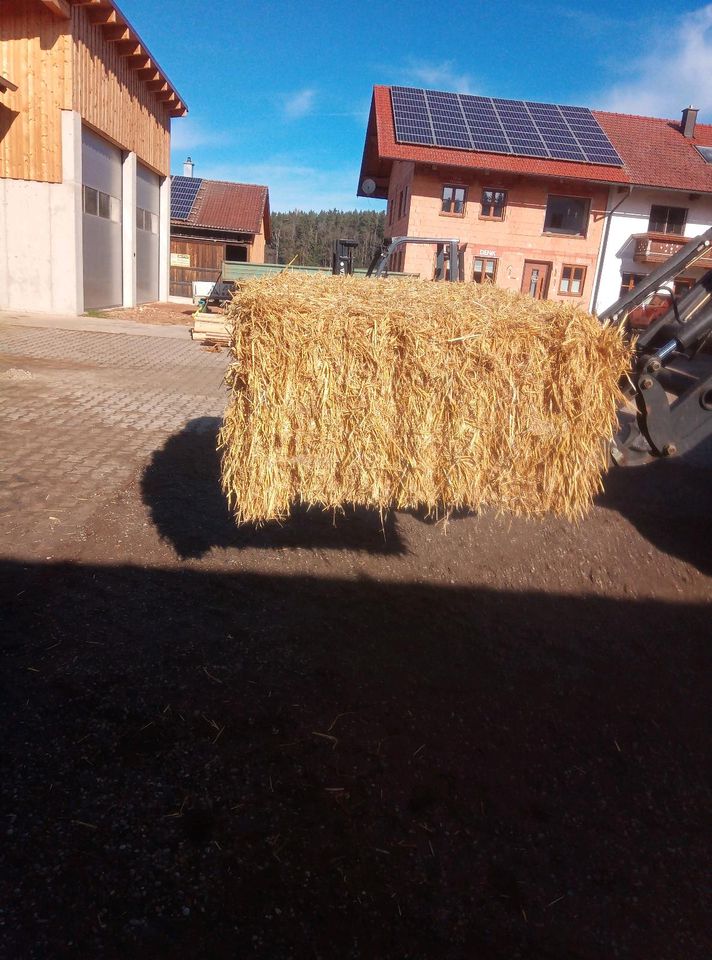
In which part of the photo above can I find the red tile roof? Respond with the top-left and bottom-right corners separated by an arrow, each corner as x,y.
595,110 -> 712,192
359,85 -> 712,197
174,177 -> 271,242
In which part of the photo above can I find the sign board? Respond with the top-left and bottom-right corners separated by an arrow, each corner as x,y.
171,252 -> 191,267
479,249 -> 497,258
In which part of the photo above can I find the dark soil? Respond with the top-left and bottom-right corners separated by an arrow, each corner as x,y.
1,421 -> 711,959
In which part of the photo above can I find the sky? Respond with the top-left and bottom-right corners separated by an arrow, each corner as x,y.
119,0 -> 712,212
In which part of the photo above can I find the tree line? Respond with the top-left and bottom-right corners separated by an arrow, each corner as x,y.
265,209 -> 386,269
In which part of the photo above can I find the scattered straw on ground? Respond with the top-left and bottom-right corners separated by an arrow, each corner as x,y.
219,273 -> 631,524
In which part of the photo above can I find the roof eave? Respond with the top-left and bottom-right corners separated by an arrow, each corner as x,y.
66,0 -> 188,117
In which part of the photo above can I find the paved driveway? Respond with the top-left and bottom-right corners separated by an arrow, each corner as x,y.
0,317 -> 226,554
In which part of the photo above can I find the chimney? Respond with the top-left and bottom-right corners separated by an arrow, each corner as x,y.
183,156 -> 194,177
681,106 -> 698,139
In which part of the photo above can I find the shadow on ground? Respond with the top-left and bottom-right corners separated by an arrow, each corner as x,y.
1,559 -> 709,959
598,444 -> 712,575
140,418 -> 404,558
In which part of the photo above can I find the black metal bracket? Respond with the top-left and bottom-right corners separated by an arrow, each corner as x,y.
366,236 -> 461,280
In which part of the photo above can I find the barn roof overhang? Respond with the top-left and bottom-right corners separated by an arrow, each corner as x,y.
39,0 -> 188,118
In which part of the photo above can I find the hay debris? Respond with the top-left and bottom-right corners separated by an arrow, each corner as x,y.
219,273 -> 631,524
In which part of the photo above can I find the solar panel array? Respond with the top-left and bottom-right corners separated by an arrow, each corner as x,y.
390,87 -> 623,167
171,175 -> 203,220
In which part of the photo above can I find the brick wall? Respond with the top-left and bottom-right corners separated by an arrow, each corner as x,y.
395,165 -> 608,303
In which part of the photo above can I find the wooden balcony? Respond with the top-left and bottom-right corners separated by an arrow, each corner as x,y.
632,231 -> 712,268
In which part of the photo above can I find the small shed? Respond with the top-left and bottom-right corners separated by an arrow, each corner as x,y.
170,164 -> 271,297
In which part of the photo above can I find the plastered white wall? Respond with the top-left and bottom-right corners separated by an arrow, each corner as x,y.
0,177 -> 81,314
0,110 -> 83,315
158,175 -> 170,302
594,187 -> 712,313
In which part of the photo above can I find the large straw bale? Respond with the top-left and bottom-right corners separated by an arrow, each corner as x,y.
219,273 -> 630,524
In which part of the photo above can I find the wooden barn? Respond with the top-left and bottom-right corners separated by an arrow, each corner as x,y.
0,0 -> 186,314
170,163 -> 271,298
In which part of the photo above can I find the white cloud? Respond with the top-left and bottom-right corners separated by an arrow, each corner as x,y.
196,159 -> 380,213
596,4 -> 712,117
169,118 -> 233,155
283,88 -> 316,120
400,59 -> 476,94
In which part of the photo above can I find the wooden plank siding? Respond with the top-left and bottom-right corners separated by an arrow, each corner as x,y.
0,1 -> 72,182
70,6 -> 170,176
0,0 -> 172,183
170,237 -> 226,298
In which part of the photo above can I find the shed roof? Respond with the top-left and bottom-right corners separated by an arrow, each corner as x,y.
358,85 -> 712,197
171,176 -> 271,242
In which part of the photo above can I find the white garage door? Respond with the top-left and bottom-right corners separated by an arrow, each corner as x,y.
137,164 -> 160,303
82,127 -> 123,309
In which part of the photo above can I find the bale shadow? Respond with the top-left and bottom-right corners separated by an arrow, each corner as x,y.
141,417 -> 405,558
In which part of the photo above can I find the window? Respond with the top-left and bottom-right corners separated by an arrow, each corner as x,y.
473,257 -> 497,283
441,184 -> 467,216
543,195 -> 590,236
559,264 -> 586,296
83,186 -> 98,216
619,273 -> 643,297
674,277 -> 694,296
480,189 -> 507,220
398,189 -> 404,219
226,244 -> 248,262
98,191 -> 110,219
648,205 -> 687,236
84,186 -> 120,221
136,208 -> 157,232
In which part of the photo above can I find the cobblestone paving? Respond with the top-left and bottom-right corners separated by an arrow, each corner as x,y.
0,324 -> 227,555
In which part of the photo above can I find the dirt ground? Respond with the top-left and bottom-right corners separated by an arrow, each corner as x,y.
1,321 -> 711,959
98,301 -> 205,326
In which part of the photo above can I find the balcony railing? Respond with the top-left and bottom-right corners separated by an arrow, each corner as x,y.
632,231 -> 712,268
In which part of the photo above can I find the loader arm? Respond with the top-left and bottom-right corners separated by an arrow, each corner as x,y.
600,227 -> 712,465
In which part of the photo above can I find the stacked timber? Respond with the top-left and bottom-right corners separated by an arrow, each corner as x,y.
190,311 -> 231,345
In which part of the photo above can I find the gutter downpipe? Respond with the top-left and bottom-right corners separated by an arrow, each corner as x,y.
590,185 -> 634,316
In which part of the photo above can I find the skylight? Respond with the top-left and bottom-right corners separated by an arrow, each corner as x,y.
695,145 -> 712,163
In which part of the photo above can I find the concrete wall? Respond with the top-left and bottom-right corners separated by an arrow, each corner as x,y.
394,163 -> 608,303
594,188 -> 712,313
0,110 -> 82,314
0,110 -> 171,315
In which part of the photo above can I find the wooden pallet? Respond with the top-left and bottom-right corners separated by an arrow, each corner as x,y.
190,314 -> 231,346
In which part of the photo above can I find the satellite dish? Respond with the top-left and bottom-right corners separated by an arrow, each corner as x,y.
361,178 -> 376,196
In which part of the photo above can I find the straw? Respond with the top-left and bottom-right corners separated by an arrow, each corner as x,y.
219,273 -> 631,524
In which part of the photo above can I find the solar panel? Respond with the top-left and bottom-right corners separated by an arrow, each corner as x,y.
427,89 -> 472,150
171,175 -> 203,220
390,86 -> 433,145
459,96 -> 510,154
389,88 -> 623,167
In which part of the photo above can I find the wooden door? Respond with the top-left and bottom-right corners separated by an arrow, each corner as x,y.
522,261 -> 551,300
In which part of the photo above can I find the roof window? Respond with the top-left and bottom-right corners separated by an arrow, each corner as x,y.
696,145 -> 712,163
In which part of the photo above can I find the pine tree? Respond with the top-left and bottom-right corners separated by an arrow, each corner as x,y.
265,210 -> 386,268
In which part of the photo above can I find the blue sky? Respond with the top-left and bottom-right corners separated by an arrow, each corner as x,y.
120,0 -> 712,211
